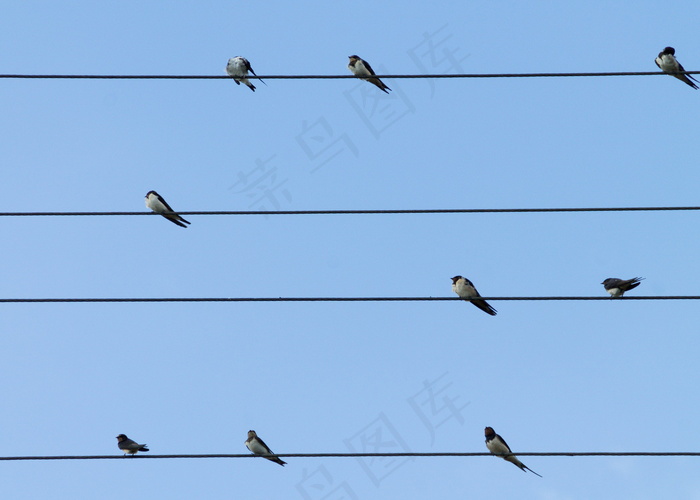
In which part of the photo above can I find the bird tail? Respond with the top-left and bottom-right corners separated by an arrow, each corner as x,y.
366,77 -> 391,93
168,216 -> 190,228
524,465 -> 542,477
625,277 -> 645,291
508,455 -> 541,477
247,68 -> 266,87
676,74 -> 700,89
469,298 -> 498,316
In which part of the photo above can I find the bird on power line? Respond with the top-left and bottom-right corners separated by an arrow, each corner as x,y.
245,430 -> 286,466
485,427 -> 541,477
601,277 -> 644,298
145,190 -> 191,228
451,276 -> 497,316
347,55 -> 392,93
116,434 -> 149,456
655,47 -> 699,89
226,56 -> 265,92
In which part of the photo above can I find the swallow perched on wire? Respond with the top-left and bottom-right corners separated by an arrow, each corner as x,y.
655,47 -> 699,89
601,277 -> 644,298
484,427 -> 541,477
145,190 -> 190,228
226,56 -> 264,92
245,430 -> 286,466
347,55 -> 391,93
451,276 -> 497,316
116,434 -> 149,455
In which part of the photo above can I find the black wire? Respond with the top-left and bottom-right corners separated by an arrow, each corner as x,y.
0,296 -> 696,303
0,451 -> 698,461
0,206 -> 699,217
0,71 -> 698,80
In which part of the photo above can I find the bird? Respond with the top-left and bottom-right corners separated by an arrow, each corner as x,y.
655,47 -> 699,89
245,430 -> 286,466
226,56 -> 263,92
601,277 -> 644,298
484,427 -> 541,477
347,55 -> 391,93
116,434 -> 149,455
145,190 -> 191,228
451,276 -> 497,316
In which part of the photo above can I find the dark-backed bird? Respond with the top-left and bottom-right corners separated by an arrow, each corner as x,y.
655,47 -> 698,89
485,426 -> 541,477
451,276 -> 497,316
347,55 -> 391,93
116,434 -> 149,455
145,190 -> 190,228
601,277 -> 644,298
245,430 -> 286,466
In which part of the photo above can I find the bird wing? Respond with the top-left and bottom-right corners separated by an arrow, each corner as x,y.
361,59 -> 378,76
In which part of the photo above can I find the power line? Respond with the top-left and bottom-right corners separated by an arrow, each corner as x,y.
0,206 -> 699,217
0,296 -> 697,304
0,451 -> 698,461
0,70 -> 698,80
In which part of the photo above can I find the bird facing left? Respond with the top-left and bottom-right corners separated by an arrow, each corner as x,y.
116,434 -> 149,455
145,190 -> 191,228
245,430 -> 287,466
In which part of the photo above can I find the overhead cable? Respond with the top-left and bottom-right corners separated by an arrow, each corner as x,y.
0,70 -> 698,80
0,206 -> 699,217
0,296 -> 697,304
1,451 -> 698,461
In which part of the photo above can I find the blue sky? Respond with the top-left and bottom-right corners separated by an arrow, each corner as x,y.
1,1 -> 700,498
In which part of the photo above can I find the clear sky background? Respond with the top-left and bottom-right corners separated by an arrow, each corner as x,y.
1,1 -> 699,498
